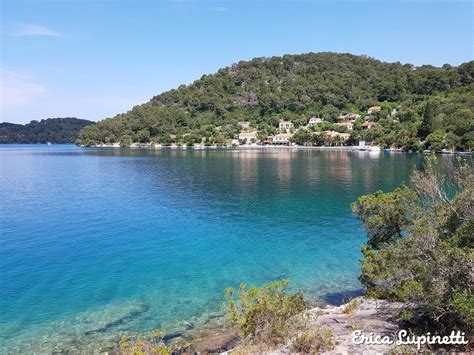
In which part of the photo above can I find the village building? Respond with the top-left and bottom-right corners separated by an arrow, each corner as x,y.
361,121 -> 376,130
238,131 -> 258,143
261,135 -> 274,145
308,117 -> 324,126
367,106 -> 382,113
313,130 -> 351,141
335,122 -> 354,130
338,113 -> 360,121
279,120 -> 294,132
238,121 -> 250,129
273,133 -> 293,145
324,131 -> 351,140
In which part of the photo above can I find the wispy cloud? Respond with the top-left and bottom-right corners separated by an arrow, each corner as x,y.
1,70 -> 46,107
14,24 -> 63,37
208,6 -> 229,12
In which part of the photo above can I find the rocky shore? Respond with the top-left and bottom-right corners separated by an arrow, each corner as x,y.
178,297 -> 471,354
167,297 -> 408,354
279,297 -> 406,354
14,297 -> 470,354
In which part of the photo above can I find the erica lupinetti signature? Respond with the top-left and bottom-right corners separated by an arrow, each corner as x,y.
352,330 -> 469,350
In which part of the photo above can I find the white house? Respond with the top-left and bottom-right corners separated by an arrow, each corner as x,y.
238,121 -> 250,129
273,133 -> 293,144
238,131 -> 258,143
279,120 -> 294,132
338,113 -> 360,121
308,117 -> 324,126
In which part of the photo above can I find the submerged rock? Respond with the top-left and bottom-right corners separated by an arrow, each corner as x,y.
190,332 -> 239,353
84,303 -> 150,335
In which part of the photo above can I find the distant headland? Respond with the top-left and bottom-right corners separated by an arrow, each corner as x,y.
0,117 -> 93,144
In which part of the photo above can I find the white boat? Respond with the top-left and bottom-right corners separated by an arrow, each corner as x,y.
368,146 -> 381,152
47,142 -> 52,146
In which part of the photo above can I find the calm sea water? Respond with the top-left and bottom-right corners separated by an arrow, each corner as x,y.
0,145 -> 424,352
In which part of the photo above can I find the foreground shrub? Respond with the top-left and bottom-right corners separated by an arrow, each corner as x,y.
289,328 -> 335,353
118,330 -> 172,355
352,156 -> 473,335
224,279 -> 306,345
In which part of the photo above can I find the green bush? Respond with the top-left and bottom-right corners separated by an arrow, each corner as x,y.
118,330 -> 172,355
352,156 -> 473,335
289,328 -> 335,353
224,279 -> 306,345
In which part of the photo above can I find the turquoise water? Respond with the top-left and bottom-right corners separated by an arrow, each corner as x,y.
0,145 -> 423,352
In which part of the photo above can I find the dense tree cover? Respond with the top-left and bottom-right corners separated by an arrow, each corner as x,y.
353,85 -> 474,151
352,156 -> 473,335
0,118 -> 93,144
76,53 -> 473,150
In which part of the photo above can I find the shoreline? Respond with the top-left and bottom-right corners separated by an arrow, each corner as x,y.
2,289 -> 362,353
182,297 -> 472,354
1,143 -> 471,155
87,143 -> 473,155
5,293 -> 469,354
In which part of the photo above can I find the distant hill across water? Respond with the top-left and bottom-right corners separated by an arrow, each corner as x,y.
0,118 -> 94,144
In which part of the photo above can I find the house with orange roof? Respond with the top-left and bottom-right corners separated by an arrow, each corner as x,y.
367,106 -> 382,113
335,121 -> 354,130
361,121 -> 377,129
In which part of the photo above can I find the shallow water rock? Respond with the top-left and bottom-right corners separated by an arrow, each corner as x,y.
190,332 -> 239,353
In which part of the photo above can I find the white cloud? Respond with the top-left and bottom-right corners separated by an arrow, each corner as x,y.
14,24 -> 63,37
208,6 -> 229,12
0,70 -> 46,107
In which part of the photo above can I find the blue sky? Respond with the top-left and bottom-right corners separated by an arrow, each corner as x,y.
1,0 -> 473,124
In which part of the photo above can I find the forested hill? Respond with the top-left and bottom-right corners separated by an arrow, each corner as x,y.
0,118 -> 94,144
76,52 -> 474,150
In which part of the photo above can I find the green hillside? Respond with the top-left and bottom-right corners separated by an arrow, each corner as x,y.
76,52 -> 473,150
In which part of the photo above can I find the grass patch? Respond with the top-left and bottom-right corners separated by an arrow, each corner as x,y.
289,328 -> 335,353
346,322 -> 362,331
118,330 -> 172,354
343,298 -> 361,316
